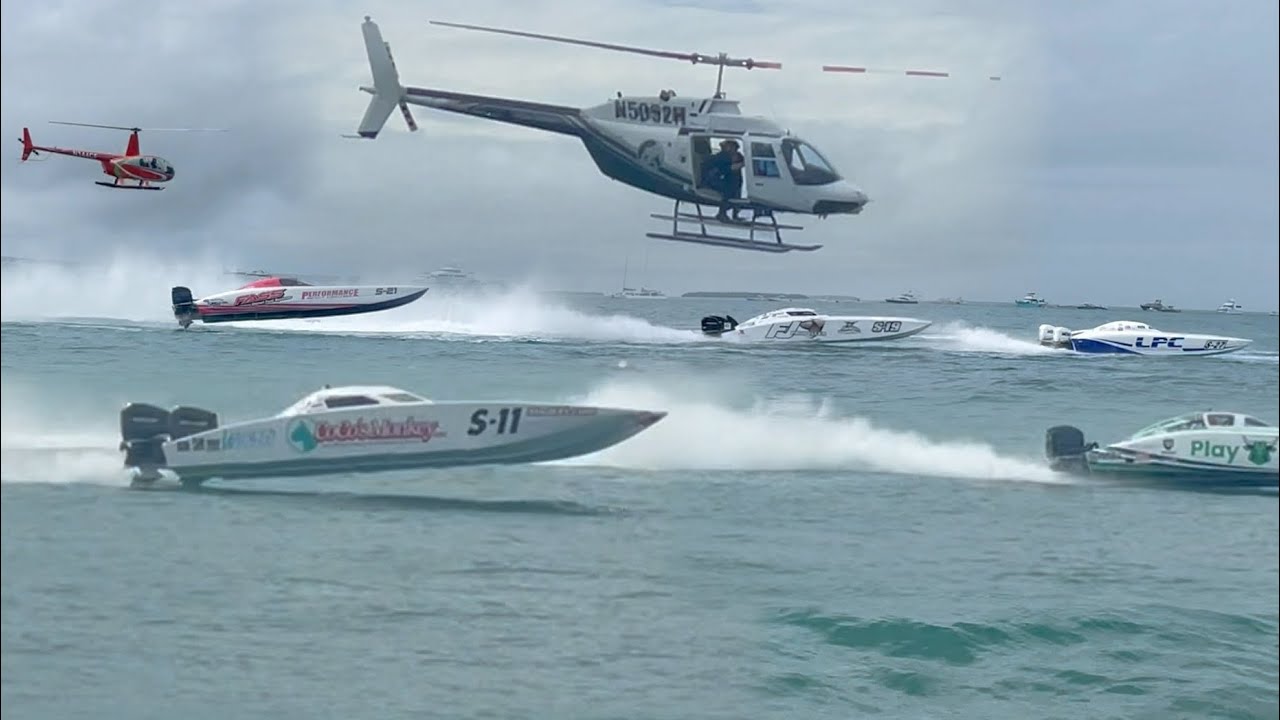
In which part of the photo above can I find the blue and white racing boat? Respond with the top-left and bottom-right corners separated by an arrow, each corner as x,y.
1037,320 -> 1251,356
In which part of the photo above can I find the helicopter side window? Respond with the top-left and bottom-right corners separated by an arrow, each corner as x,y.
781,139 -> 842,186
750,142 -> 780,178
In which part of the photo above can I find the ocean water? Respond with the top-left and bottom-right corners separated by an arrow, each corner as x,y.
2,263 -> 1278,719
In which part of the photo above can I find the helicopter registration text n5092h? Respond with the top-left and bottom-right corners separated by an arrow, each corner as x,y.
350,17 -> 993,254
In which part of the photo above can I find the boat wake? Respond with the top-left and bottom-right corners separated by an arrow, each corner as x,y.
243,285 -> 704,344
557,378 -> 1064,484
1,376 -> 1062,488
0,254 -> 703,344
0,251 -> 229,324
1224,350 -> 1279,365
920,321 -> 1068,356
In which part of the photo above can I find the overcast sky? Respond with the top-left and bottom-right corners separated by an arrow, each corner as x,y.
1,0 -> 1276,309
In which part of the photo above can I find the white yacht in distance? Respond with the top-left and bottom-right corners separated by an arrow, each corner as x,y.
1015,292 -> 1047,307
417,266 -> 501,294
425,266 -> 479,287
885,291 -> 918,304
1217,299 -> 1243,314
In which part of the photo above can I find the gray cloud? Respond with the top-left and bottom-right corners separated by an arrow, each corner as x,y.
1,0 -> 1275,309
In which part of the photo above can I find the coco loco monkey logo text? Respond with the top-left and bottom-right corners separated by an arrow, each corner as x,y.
289,416 -> 446,453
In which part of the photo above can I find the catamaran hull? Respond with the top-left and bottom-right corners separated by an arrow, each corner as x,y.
705,315 -> 931,343
196,290 -> 427,324
1038,323 -> 1251,356
1045,424 -> 1278,488
1059,452 -> 1278,488
120,398 -> 664,486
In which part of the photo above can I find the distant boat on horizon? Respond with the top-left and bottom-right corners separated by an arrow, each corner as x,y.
418,266 -> 495,293
613,257 -> 665,299
885,291 -> 918,304
1140,299 -> 1180,312
1015,292 -> 1046,307
1216,298 -> 1243,314
611,286 -> 666,299
1076,302 -> 1108,310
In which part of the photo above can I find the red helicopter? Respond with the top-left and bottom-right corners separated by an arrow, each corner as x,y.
17,121 -> 221,190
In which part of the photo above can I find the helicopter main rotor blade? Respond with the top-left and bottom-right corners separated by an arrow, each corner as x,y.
50,120 -> 142,132
822,65 -> 1001,81
429,20 -> 781,70
49,121 -> 229,133
135,127 -> 230,132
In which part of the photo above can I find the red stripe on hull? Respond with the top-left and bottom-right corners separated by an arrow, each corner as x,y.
198,303 -> 365,315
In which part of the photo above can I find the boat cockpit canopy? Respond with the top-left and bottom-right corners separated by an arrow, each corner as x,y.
239,276 -> 314,289
1132,411 -> 1273,438
279,385 -> 431,416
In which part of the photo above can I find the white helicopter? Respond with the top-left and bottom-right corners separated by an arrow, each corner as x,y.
351,17 -> 998,254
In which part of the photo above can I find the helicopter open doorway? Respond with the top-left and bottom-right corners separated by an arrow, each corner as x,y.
648,131 -> 822,253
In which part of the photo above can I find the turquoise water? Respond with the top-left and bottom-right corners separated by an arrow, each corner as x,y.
2,273 -> 1278,719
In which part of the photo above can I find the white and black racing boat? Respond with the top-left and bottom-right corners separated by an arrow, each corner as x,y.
701,307 -> 930,343
171,276 -> 428,328
119,384 -> 666,487
1045,411 -> 1278,488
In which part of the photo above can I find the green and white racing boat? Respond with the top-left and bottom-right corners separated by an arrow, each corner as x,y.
1045,411 -> 1278,488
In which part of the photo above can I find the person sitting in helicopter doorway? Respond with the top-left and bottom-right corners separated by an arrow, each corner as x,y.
702,139 -> 745,222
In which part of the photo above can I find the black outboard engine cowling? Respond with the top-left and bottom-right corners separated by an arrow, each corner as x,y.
701,314 -> 739,336
171,286 -> 197,329
1044,425 -> 1092,474
119,402 -> 171,469
169,406 -> 218,440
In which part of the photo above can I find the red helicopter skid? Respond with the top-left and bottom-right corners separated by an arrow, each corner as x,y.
94,181 -> 163,190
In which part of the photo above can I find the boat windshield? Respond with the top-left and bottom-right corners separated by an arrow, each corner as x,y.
278,385 -> 430,416
381,392 -> 425,403
1096,321 -> 1151,332
1132,412 -> 1274,438
1131,412 -> 1206,438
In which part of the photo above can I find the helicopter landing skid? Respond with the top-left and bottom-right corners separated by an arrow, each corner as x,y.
646,201 -> 821,254
95,181 -> 163,191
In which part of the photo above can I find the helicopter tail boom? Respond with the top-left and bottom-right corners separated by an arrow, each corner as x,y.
353,16 -> 418,139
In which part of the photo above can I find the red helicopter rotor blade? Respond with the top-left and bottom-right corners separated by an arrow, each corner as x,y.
429,20 -> 781,70
822,65 -> 1001,81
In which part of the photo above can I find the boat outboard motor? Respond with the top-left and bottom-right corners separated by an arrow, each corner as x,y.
1044,425 -> 1094,474
701,314 -> 739,336
119,402 -> 172,470
169,406 -> 218,440
171,286 -> 197,329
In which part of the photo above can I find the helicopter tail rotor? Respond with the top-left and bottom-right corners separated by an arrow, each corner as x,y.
351,16 -> 418,139
18,128 -> 37,161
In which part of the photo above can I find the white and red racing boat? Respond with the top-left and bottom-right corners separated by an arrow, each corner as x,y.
170,277 -> 428,328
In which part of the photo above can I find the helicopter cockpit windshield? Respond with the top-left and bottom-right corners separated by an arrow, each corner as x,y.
781,138 -> 841,186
